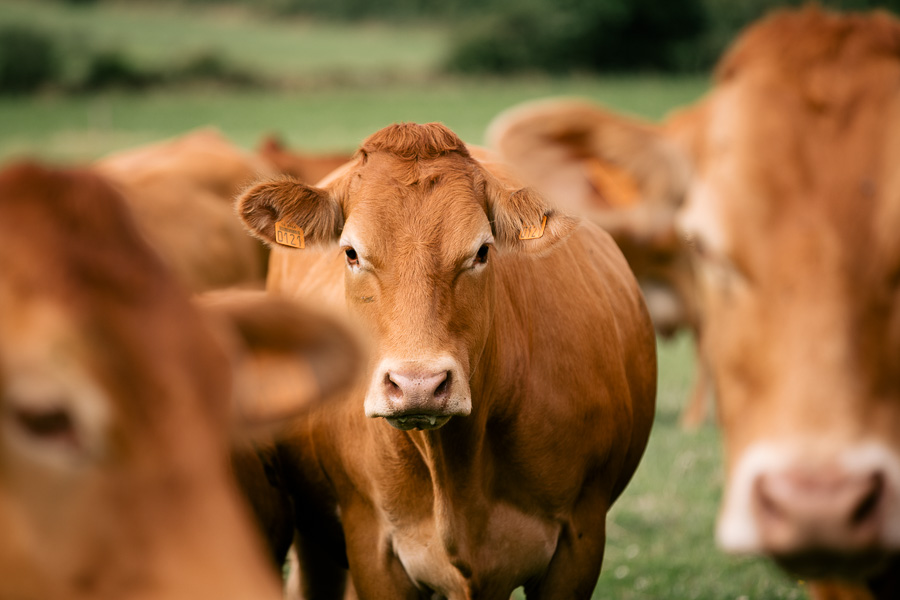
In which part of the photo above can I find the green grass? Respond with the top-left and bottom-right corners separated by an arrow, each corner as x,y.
592,335 -> 807,599
0,75 -> 707,163
0,2 -> 811,598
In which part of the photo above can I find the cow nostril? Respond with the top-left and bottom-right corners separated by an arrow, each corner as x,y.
756,477 -> 785,520
434,372 -> 451,399
851,473 -> 884,526
385,373 -> 402,399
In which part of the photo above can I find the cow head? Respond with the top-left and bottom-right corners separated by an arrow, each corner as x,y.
0,163 -> 360,599
240,122 -> 576,431
673,8 -> 900,579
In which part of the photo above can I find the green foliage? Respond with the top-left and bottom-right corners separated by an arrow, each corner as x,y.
446,0 -> 707,74
80,49 -> 162,91
0,5 -> 268,95
176,52 -> 260,87
0,24 -> 60,94
75,48 -> 263,92
0,0 -> 447,93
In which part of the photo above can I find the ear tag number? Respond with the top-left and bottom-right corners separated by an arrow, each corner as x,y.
518,215 -> 548,240
275,220 -> 306,249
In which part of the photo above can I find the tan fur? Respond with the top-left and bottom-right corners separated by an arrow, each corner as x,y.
492,7 -> 900,596
0,163 -> 360,599
494,7 -> 900,598
239,122 -> 657,599
95,128 -> 276,292
487,98 -> 706,425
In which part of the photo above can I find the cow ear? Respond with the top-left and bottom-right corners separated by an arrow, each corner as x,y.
480,164 -> 579,254
237,177 -> 342,249
199,291 -> 362,429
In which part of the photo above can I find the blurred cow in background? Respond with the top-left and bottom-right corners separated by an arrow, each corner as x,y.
95,128 -> 277,292
95,129 -> 351,294
0,163 -> 361,600
488,7 -> 900,599
487,98 -> 712,428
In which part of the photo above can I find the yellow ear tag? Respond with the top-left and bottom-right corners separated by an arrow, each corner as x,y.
518,215 -> 548,240
274,220 -> 306,249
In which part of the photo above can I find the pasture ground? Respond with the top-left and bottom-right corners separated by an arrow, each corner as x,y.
0,1 -> 808,597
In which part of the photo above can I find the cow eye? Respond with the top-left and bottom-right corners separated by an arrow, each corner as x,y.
2,396 -> 85,463
12,404 -> 77,447
474,244 -> 489,266
345,247 -> 359,267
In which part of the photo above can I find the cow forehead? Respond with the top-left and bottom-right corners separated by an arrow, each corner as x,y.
343,153 -> 492,260
681,71 -> 900,282
678,10 -> 900,260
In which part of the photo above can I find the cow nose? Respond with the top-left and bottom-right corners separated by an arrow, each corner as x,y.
385,369 -> 451,407
753,470 -> 884,554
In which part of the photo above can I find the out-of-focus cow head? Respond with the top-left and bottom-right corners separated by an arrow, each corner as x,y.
675,9 -> 900,579
0,163 -> 360,599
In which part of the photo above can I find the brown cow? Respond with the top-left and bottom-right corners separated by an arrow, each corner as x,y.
94,129 -> 352,294
94,128 -> 277,293
486,98 -> 713,428
237,122 -> 656,599
499,7 -> 900,599
0,163 -> 360,599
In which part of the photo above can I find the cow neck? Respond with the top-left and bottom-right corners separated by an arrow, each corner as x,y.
397,262 -> 525,530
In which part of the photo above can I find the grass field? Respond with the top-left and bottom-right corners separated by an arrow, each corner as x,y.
0,1 -> 810,598
0,0 -> 447,82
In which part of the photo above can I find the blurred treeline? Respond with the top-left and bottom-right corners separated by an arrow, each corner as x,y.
3,0 -> 900,96
178,0 -> 900,73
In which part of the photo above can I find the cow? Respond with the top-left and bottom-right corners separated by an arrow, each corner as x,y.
484,7 -> 900,599
94,129 -> 353,294
0,162 -> 361,599
236,121 -> 657,599
94,128 -> 277,293
486,98 -> 712,428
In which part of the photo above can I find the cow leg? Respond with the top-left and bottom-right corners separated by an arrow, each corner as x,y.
523,493 -> 608,599
231,448 -> 295,572
280,451 -> 351,599
867,555 -> 900,600
289,490 -> 351,600
291,531 -> 350,600
680,341 -> 712,429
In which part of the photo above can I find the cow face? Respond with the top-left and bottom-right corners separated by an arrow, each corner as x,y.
671,9 -> 900,578
240,123 -> 575,431
0,164 -> 360,599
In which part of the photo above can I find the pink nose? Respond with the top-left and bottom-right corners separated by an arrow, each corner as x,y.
384,369 -> 451,411
753,469 -> 884,555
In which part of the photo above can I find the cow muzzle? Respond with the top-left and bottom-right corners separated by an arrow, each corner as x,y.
364,357 -> 471,430
717,442 -> 900,579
